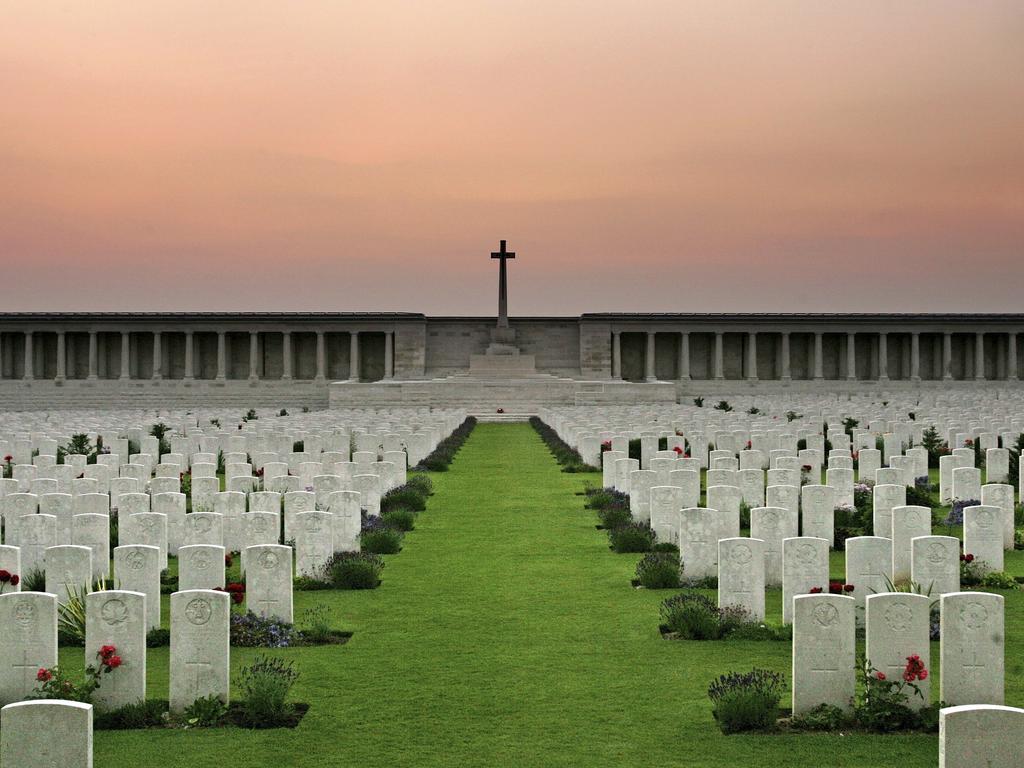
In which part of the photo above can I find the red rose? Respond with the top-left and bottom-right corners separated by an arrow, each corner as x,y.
875,672 -> 886,681
232,592 -> 244,605
0,570 -> 10,583
960,554 -> 966,561
99,645 -> 116,660
36,668 -> 52,682
965,554 -> 975,563
903,672 -> 915,683
919,670 -> 928,681
3,455 -> 11,462
106,656 -> 122,669
673,446 -> 683,455
809,587 -> 823,594
10,575 -> 19,586
843,584 -> 855,592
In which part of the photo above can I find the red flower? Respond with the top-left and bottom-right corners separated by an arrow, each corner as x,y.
809,587 -> 823,594
919,669 -> 928,680
36,668 -> 52,682
496,408 -> 504,414
965,554 -> 975,563
255,468 -> 264,477
106,656 -> 122,669
601,440 -> 612,450
745,441 -> 752,450
99,645 -> 116,660
0,570 -> 10,583
673,446 -> 684,455
875,672 -> 886,681
843,584 -> 855,592
3,455 -> 11,463
802,464 -> 813,472
10,575 -> 19,586
903,672 -> 915,683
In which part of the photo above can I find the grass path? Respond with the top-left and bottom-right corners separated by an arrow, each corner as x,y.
85,423 -> 1024,766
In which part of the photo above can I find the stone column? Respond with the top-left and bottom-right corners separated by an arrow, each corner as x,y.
183,331 -> 194,381
87,332 -> 98,380
974,332 -> 985,380
910,332 -> 921,381
780,331 -> 791,380
942,332 -> 953,380
1008,332 -> 1019,381
812,332 -> 823,380
249,332 -> 259,380
55,331 -> 66,382
22,331 -> 34,380
713,332 -> 724,380
349,332 -> 360,381
611,331 -> 621,379
678,332 -> 690,380
745,332 -> 758,381
281,331 -> 292,380
877,332 -> 889,381
383,331 -> 394,380
315,331 -> 327,381
120,332 -> 131,380
645,332 -> 657,381
215,332 -> 226,381
845,332 -> 856,380
152,332 -> 162,380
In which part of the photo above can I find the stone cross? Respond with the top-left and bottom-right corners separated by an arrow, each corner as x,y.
490,239 -> 515,328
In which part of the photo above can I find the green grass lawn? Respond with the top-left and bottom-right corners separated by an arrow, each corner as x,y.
59,424 -> 1023,767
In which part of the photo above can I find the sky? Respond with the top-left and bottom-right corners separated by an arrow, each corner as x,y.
1,1 -> 1022,314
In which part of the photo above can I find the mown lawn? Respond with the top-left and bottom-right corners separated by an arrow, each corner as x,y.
55,423 -> 1022,767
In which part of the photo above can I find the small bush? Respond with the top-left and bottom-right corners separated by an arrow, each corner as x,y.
146,628 -> 170,647
596,505 -> 632,530
94,699 -> 167,730
360,525 -> 403,555
22,567 -> 45,593
635,552 -> 681,589
182,694 -> 227,727
608,523 -> 655,553
707,669 -> 785,734
585,488 -> 627,511
405,472 -> 434,496
297,604 -> 335,645
325,551 -> 384,589
238,656 -> 299,728
652,541 -> 679,554
979,571 -> 1018,590
380,508 -> 416,532
905,484 -> 935,509
381,486 -> 427,513
661,592 -> 723,640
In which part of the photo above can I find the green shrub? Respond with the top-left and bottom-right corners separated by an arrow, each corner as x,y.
360,526 -> 403,554
146,628 -> 170,647
661,592 -> 722,640
381,487 -> 427,513
298,604 -> 335,645
905,484 -> 935,509
182,694 -> 227,727
326,552 -> 384,589
635,552 -> 680,589
238,655 -> 299,727
22,567 -> 45,593
707,669 -> 785,734
608,523 -> 654,553
979,571 -> 1018,590
652,541 -> 679,554
405,473 -> 434,496
596,505 -> 632,530
380,508 -> 416,532
94,699 -> 167,730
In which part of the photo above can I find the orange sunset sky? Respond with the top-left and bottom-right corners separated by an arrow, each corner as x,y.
1,1 -> 1022,314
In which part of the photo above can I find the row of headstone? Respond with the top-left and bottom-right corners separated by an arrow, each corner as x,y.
792,591 -> 1004,715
